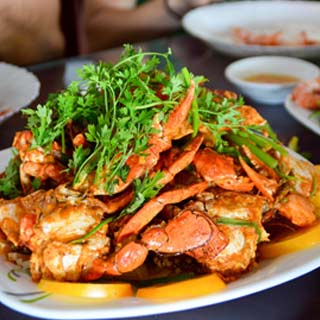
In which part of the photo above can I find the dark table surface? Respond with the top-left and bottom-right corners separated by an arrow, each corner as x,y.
0,34 -> 319,320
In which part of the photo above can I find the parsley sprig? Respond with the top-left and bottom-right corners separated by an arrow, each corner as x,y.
22,45 -> 191,194
197,90 -> 244,153
19,44 -> 285,201
118,171 -> 164,218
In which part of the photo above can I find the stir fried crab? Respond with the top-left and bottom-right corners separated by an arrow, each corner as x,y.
0,46 -> 319,285
0,185 -> 111,282
187,191 -> 269,275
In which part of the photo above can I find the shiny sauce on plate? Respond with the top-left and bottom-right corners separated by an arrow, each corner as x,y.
243,73 -> 300,84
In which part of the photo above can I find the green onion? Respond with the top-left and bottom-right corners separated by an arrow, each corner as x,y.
287,136 -> 299,152
182,67 -> 191,87
264,123 -> 278,141
70,217 -> 114,244
311,173 -> 318,197
228,133 -> 278,169
7,270 -> 17,282
217,216 -> 262,242
241,130 -> 288,156
192,99 -> 199,137
20,293 -> 52,303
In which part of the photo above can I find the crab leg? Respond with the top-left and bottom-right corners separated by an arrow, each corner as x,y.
157,134 -> 203,185
116,181 -> 208,243
193,148 -> 254,192
86,241 -> 149,278
242,145 -> 279,180
239,157 -> 277,202
162,80 -> 195,139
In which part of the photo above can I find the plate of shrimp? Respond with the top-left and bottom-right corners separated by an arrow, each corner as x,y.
285,78 -> 320,135
0,45 -> 319,319
182,1 -> 320,58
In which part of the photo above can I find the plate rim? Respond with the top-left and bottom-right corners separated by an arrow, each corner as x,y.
284,94 -> 320,135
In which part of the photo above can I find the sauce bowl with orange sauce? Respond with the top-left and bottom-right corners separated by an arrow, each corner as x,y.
225,56 -> 320,104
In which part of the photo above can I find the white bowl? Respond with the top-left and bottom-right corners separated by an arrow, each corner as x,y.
224,56 -> 320,105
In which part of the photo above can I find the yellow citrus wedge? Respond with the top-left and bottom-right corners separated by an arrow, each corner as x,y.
136,273 -> 225,300
259,220 -> 320,259
38,280 -> 134,299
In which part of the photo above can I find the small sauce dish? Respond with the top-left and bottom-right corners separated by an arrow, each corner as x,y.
224,56 -> 320,105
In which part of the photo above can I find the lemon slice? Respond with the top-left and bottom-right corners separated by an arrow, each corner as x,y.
38,280 -> 134,299
136,273 -> 225,300
260,220 -> 320,259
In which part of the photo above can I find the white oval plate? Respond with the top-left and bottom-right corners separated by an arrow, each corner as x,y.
0,63 -> 40,123
182,1 -> 320,58
285,94 -> 320,135
0,148 -> 319,319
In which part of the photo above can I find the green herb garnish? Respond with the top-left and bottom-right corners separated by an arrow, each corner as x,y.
22,45 -> 191,195
217,216 -> 262,242
0,152 -> 22,199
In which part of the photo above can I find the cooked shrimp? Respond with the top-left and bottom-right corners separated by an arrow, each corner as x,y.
232,27 -> 282,46
292,78 -> 320,110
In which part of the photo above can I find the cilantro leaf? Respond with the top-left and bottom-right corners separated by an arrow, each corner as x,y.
0,154 -> 22,199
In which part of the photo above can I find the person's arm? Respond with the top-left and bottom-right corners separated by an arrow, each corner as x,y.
85,0 -> 181,52
0,0 -> 64,65
85,0 -> 219,52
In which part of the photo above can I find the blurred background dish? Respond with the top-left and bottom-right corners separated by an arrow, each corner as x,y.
224,56 -> 320,105
182,1 -> 320,58
285,95 -> 320,135
0,62 -> 40,123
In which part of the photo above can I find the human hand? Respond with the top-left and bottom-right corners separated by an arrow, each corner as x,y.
165,0 -> 221,18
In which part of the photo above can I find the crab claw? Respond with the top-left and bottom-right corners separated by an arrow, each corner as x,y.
116,181 -> 209,243
193,148 -> 254,192
239,157 -> 277,202
141,209 -> 227,256
86,241 -> 148,279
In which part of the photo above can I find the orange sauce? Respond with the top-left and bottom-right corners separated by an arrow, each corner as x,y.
243,73 -> 300,84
